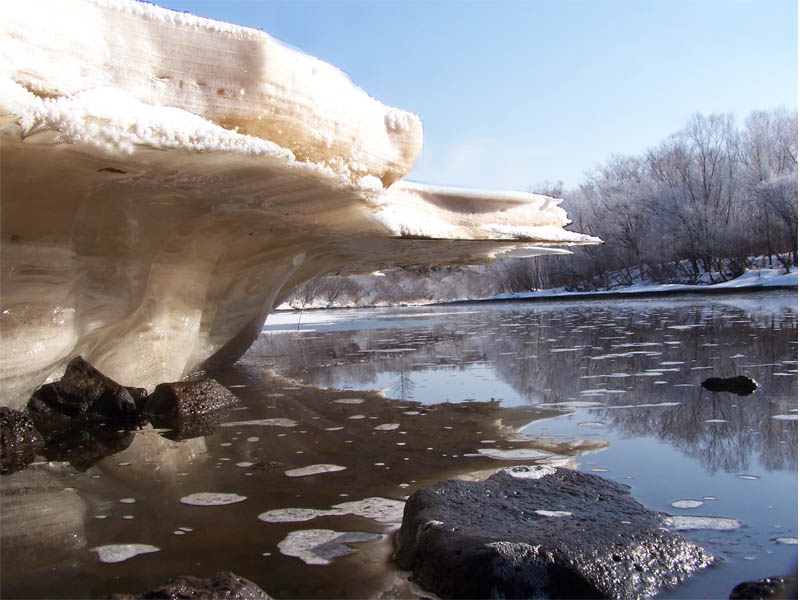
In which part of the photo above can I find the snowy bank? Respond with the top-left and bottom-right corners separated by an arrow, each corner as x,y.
0,0 -> 596,407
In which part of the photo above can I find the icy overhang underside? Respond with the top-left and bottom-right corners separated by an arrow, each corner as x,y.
0,0 -> 598,407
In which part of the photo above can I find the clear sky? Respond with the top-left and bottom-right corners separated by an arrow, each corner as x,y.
154,0 -> 797,192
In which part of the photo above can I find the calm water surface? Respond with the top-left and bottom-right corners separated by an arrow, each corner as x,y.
1,292 -> 796,599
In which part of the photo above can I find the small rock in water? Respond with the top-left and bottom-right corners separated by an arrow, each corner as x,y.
0,407 -> 44,474
701,375 -> 758,396
107,570 -> 271,599
395,467 -> 713,599
729,574 -> 798,599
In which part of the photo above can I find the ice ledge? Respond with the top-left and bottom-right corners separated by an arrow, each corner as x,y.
0,0 -> 598,407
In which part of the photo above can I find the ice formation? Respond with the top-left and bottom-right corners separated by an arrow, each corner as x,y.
0,0 -> 598,407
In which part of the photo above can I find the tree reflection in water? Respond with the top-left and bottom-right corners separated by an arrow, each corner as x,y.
255,294 -> 797,476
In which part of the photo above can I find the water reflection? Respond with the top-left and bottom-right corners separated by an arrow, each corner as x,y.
255,295 -> 797,477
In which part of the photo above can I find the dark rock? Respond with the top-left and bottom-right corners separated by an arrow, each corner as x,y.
143,378 -> 239,428
27,356 -> 140,429
730,574 -> 798,599
394,465 -> 714,599
108,570 -> 271,599
0,407 -> 44,474
701,375 -> 759,396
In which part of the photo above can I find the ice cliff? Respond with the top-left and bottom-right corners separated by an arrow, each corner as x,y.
0,0 -> 598,408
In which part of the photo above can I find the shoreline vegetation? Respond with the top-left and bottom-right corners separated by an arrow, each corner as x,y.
279,262 -> 797,312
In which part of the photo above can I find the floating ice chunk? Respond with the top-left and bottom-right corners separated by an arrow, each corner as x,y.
119,498 -> 136,504
285,464 -> 347,477
180,493 -> 247,506
705,419 -> 727,424
603,402 -> 681,409
503,465 -> 556,480
737,474 -> 760,480
538,401 -> 603,408
535,510 -> 572,517
477,448 -> 553,460
325,426 -> 345,431
771,414 -> 798,421
665,516 -> 742,531
92,543 -> 160,563
334,398 -> 365,404
258,508 -> 343,523
773,537 -> 798,545
577,421 -> 606,428
347,415 -> 366,420
332,497 -> 406,523
277,529 -> 383,565
374,423 -> 400,431
220,419 -> 298,428
671,499 -> 704,509
236,462 -> 255,468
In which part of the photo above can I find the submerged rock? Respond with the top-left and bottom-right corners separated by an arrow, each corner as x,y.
27,357 -> 140,429
729,574 -> 798,599
38,425 -> 136,471
0,407 -> 44,474
394,465 -> 713,599
143,378 -> 239,431
108,571 -> 271,599
701,376 -> 759,396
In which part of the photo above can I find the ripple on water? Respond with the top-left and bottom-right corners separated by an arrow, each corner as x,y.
277,529 -> 383,565
180,493 -> 247,506
91,544 -> 160,563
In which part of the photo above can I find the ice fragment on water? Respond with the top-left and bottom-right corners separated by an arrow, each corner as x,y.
477,448 -> 554,460
334,398 -> 365,404
374,423 -> 399,430
671,499 -> 704,509
285,464 -> 347,477
665,516 -> 742,531
771,414 -> 798,421
773,537 -> 798,545
92,543 -> 160,563
180,492 -> 247,506
277,529 -> 383,565
220,418 -> 298,427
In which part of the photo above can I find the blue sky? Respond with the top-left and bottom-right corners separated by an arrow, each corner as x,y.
154,0 -> 797,192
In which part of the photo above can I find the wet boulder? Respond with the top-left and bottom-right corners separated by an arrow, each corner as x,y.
394,465 -> 714,599
108,570 -> 271,599
143,378 -> 239,430
730,574 -> 798,599
27,356 -> 140,429
0,407 -> 44,474
701,376 -> 759,396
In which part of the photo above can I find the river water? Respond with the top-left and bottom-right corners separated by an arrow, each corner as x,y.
1,292 -> 797,599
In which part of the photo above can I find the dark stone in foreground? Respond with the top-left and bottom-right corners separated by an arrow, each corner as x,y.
143,378 -> 239,430
27,356 -> 140,428
730,574 -> 798,599
0,407 -> 44,474
108,571 -> 271,599
701,375 -> 759,396
395,466 -> 714,599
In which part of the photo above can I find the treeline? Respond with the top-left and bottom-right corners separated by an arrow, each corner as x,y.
530,108 -> 798,291
288,108 -> 797,307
